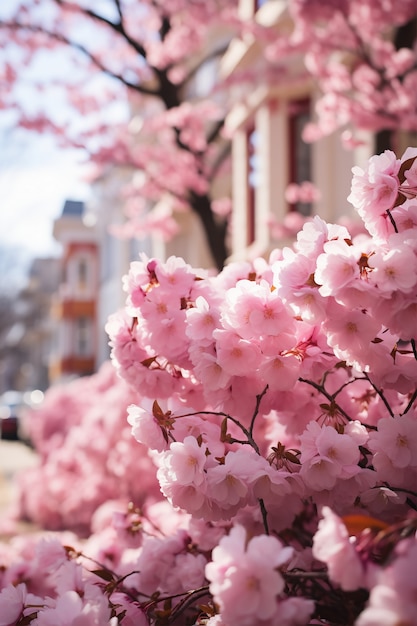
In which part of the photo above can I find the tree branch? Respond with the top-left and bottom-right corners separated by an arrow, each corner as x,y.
1,20 -> 158,96
51,0 -> 149,58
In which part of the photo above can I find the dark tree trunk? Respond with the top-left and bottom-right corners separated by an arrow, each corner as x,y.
189,191 -> 228,270
374,17 -> 417,155
156,69 -> 229,270
374,129 -> 392,154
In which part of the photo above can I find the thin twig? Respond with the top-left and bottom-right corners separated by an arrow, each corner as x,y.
386,209 -> 399,233
298,378 -> 353,422
363,373 -> 394,418
249,385 -> 269,438
258,498 -> 269,535
402,388 -> 417,416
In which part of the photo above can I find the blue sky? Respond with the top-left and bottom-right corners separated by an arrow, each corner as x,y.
0,127 -> 90,257
0,1 -> 132,294
0,2 -> 91,268
0,1 -> 119,286
0,132 -> 89,293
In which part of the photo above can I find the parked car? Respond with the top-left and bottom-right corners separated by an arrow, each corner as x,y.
0,390 -> 24,440
0,389 -> 45,442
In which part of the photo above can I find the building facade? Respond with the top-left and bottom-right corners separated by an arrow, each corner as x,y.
222,0 -> 374,262
49,200 -> 98,383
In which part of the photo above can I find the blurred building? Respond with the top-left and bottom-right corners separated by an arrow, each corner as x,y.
0,256 -> 60,394
222,0 -> 416,261
49,199 -> 98,383
41,0 -> 417,382
221,0 -> 368,262
83,165 -> 145,368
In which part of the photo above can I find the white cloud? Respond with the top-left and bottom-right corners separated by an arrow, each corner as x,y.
0,148 -> 90,258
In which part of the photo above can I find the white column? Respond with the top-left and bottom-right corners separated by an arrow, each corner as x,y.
256,100 -> 289,250
231,128 -> 251,257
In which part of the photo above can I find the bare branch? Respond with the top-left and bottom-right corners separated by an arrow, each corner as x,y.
0,20 -> 157,97
50,0 -> 149,58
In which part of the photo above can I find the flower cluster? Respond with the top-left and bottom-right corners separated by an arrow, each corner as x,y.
1,147 -> 417,625
12,362 -> 161,536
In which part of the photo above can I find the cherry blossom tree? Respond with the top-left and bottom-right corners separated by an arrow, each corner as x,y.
14,362 -> 162,536
264,0 -> 417,150
1,1 -> 416,270
1,145 -> 417,625
0,0 -> 240,269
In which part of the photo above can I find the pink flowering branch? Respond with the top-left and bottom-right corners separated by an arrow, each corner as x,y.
298,376 -> 357,424
362,372 -> 395,418
4,146 -> 417,625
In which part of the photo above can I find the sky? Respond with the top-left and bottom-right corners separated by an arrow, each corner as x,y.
0,1 -> 99,292
0,1 -> 133,293
0,127 -> 91,291
0,138 -> 89,256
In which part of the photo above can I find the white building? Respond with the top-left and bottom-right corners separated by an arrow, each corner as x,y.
222,0 -> 375,262
50,200 -> 98,382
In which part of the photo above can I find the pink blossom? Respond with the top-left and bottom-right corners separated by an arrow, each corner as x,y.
394,202 -> 417,232
356,539 -> 417,626
0,583 -> 27,625
272,249 -> 327,323
211,197 -> 232,217
402,156 -> 417,191
258,353 -> 301,391
185,296 -> 221,344
278,597 -> 315,626
124,531 -> 185,596
294,216 -> 342,256
250,457 -> 303,504
315,239 -> 361,297
273,249 -> 317,295
32,589 -> 114,625
153,255 -> 196,294
285,181 -> 321,204
312,506 -> 365,591
348,151 -> 401,239
158,436 -> 207,486
206,449 -> 255,509
368,414 -> 417,469
122,257 -> 150,315
107,594 -> 148,626
146,311 -> 189,362
299,422 -> 362,490
323,304 -> 381,365
4,136 -> 417,626
127,402 -> 170,452
369,243 -> 417,293
164,552 -> 207,594
222,279 -> 295,339
213,329 -> 262,376
190,347 -> 232,391
206,525 -> 293,625
158,480 -> 209,517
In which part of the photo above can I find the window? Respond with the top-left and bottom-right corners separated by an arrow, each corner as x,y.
288,99 -> 312,216
78,258 -> 88,288
76,316 -> 91,356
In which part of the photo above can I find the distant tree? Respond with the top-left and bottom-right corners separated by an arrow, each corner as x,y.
1,0 -> 241,269
263,0 -> 417,150
1,1 -> 416,269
